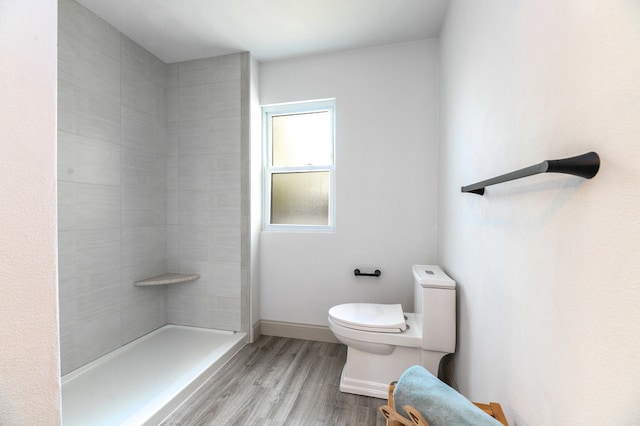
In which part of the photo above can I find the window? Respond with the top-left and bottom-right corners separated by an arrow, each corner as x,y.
263,99 -> 335,231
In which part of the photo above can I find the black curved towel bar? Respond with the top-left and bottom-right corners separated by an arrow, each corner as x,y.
354,269 -> 381,277
461,151 -> 600,195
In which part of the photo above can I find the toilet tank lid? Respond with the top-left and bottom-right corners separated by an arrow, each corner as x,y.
412,265 -> 456,289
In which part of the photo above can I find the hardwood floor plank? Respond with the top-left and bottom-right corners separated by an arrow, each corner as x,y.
161,336 -> 386,425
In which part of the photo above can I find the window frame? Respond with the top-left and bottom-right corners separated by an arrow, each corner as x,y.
262,99 -> 336,232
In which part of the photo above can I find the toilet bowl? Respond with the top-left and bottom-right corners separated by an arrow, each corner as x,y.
328,303 -> 418,355
328,265 -> 456,399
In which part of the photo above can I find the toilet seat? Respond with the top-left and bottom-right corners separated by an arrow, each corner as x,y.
328,303 -> 406,333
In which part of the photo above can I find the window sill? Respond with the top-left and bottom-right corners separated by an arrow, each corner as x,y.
262,225 -> 335,233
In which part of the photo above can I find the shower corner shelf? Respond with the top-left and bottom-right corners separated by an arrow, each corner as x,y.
134,273 -> 201,287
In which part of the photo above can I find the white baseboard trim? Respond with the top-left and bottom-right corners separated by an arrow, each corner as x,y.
259,320 -> 339,344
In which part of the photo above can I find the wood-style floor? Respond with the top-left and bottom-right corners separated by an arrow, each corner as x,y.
161,335 -> 387,426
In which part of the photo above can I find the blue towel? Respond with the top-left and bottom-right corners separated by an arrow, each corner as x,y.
393,365 -> 502,426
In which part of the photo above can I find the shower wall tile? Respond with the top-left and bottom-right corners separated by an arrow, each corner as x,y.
178,54 -> 240,87
178,225 -> 210,262
167,265 -> 242,329
58,0 -> 123,374
154,156 -> 168,190
169,291 -> 240,331
167,157 -> 179,191
119,233 -> 167,342
121,68 -> 166,118
57,181 -> 120,231
121,187 -> 166,227
121,106 -> 166,154
166,123 -> 179,193
201,222 -> 241,264
211,152 -> 241,173
166,270 -> 240,329
178,156 -> 211,190
65,280 -> 121,323
211,171 -> 241,191
121,284 -> 167,344
209,262 -> 242,298
173,117 -> 213,137
210,242 -> 240,264
167,123 -> 179,156
119,28 -> 169,351
167,191 -> 179,225
121,36 -> 167,87
60,302 -> 121,375
176,260 -> 241,299
167,87 -> 179,123
58,277 -> 121,324
178,191 -> 210,225
58,130 -> 120,186
58,0 -> 120,62
166,63 -> 179,89
178,133 -> 214,157
211,186 -> 241,210
209,296 -> 242,330
166,53 -> 244,330
121,226 -> 167,269
211,118 -> 242,154
166,225 -> 180,270
167,285 -> 210,327
211,207 -> 242,225
120,260 -> 168,345
57,228 -> 120,282
207,81 -> 242,119
175,85 -> 212,122
58,32 -> 120,102
175,83 -> 240,122
120,148 -> 166,192
58,79 -> 121,145
59,0 -> 172,374
166,284 -> 182,320
120,260 -> 166,285
58,227 -> 122,375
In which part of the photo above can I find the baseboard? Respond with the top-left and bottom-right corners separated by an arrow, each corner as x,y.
259,320 -> 339,344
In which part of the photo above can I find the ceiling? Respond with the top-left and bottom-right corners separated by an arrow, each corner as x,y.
76,0 -> 449,63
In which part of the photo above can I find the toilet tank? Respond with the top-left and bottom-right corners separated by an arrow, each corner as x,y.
413,265 -> 456,353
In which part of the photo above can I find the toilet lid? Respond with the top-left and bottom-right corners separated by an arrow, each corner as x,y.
329,303 -> 406,333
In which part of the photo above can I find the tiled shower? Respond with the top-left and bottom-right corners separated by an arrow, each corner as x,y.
57,0 -> 257,375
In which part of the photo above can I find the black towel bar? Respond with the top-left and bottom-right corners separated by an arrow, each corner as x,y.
354,269 -> 381,277
461,151 -> 600,195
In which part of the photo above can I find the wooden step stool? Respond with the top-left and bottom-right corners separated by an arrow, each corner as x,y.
380,381 -> 508,426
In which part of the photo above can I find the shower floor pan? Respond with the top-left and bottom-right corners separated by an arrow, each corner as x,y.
62,325 -> 247,425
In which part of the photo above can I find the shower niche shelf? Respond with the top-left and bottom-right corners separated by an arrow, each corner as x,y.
134,273 -> 201,287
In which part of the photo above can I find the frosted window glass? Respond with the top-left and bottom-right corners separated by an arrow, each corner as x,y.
271,172 -> 330,225
271,111 -> 332,166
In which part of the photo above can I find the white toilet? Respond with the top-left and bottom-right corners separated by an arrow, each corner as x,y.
328,265 -> 456,399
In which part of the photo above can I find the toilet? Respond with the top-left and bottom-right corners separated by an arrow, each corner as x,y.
328,265 -> 456,399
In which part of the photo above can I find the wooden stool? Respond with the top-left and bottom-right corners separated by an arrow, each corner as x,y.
380,382 -> 508,426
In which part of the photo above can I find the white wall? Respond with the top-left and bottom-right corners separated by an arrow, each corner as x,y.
259,40 -> 439,326
439,0 -> 640,423
0,0 -> 61,423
